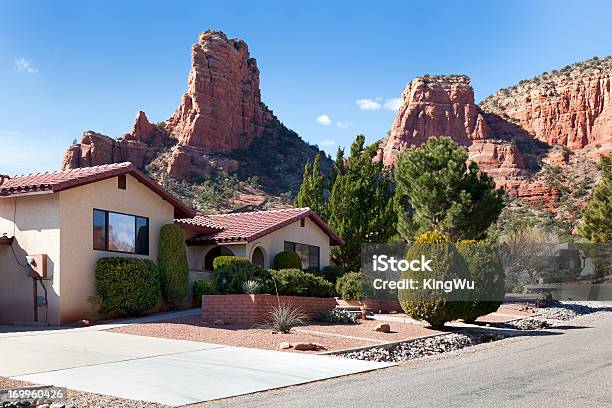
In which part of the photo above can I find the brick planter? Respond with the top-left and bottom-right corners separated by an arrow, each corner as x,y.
202,294 -> 337,324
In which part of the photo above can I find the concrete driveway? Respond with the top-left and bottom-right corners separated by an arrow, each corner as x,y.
0,318 -> 393,406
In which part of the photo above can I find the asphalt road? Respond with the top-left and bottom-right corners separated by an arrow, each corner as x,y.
203,314 -> 612,408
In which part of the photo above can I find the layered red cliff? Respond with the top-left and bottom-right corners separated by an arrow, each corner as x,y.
378,62 -> 612,213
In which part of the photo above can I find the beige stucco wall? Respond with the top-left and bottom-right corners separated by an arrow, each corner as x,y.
185,217 -> 332,272
58,174 -> 175,324
0,194 -> 61,324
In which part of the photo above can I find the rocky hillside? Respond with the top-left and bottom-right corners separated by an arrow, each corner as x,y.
63,30 -> 329,213
378,57 -> 612,233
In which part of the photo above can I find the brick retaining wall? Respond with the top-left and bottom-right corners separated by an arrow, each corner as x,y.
202,294 -> 337,324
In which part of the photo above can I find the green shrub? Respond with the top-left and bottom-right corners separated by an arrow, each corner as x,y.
335,272 -> 363,301
192,280 -> 218,306
398,231 -> 471,329
212,256 -> 269,294
316,309 -> 359,324
158,224 -> 189,307
95,257 -> 160,316
456,241 -> 505,323
268,269 -> 334,298
273,251 -> 302,270
319,265 -> 345,284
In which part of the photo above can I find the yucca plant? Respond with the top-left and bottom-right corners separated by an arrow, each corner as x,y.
268,303 -> 307,333
241,279 -> 262,294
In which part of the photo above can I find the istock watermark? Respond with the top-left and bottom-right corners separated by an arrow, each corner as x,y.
360,243 -> 612,302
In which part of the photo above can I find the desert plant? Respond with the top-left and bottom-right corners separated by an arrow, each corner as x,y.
398,230 -> 471,329
212,256 -> 269,294
335,272 -> 363,301
267,269 -> 334,298
268,303 -> 307,333
95,257 -> 160,317
158,224 -> 189,308
192,280 -> 219,306
457,240 -> 505,323
241,279 -> 262,294
273,251 -> 302,270
316,309 -> 359,324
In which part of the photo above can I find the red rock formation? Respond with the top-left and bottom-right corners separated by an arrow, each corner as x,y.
481,59 -> 612,153
165,30 -> 274,153
380,75 -> 491,166
467,140 -> 529,179
63,31 -> 281,181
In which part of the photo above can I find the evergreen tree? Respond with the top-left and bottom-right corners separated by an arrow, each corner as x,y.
579,153 -> 612,242
294,153 -> 327,218
329,146 -> 345,192
394,137 -> 505,241
328,135 -> 396,271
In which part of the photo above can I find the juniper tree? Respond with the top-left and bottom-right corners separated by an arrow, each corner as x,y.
294,153 -> 327,219
394,136 -> 505,241
328,135 -> 396,271
579,153 -> 612,243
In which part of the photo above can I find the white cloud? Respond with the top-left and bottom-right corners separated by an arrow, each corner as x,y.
383,98 -> 402,111
320,139 -> 336,147
356,99 -> 382,110
336,121 -> 352,129
316,114 -> 332,125
14,58 -> 38,74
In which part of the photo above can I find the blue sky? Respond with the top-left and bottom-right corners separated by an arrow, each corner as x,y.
1,0 -> 612,175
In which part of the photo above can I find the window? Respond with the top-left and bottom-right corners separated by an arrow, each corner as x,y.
118,175 -> 127,190
93,209 -> 149,255
284,241 -> 320,270
300,218 -> 305,227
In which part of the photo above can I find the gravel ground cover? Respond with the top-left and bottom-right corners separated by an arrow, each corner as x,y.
0,377 -> 169,408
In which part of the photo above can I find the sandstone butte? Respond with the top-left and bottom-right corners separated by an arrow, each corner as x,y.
63,30 -> 278,180
377,63 -> 612,210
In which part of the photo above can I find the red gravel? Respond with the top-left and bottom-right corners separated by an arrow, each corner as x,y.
107,316 -> 439,353
0,376 -> 35,389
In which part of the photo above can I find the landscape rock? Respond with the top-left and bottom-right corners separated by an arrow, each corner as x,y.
374,323 -> 391,333
291,342 -> 320,351
279,342 -> 291,350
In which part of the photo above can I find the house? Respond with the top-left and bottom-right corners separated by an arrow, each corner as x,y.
0,162 -> 344,326
0,163 -> 194,325
175,208 -> 344,277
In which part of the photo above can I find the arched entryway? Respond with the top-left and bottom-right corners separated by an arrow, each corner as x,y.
251,246 -> 265,268
204,245 -> 234,271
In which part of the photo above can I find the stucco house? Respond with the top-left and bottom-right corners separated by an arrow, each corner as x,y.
0,162 -> 343,326
176,208 -> 344,278
0,163 -> 194,325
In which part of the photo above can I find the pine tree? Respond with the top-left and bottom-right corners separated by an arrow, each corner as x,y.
329,146 -> 345,192
394,136 -> 505,241
328,135 -> 396,271
579,153 -> 612,242
294,153 -> 327,218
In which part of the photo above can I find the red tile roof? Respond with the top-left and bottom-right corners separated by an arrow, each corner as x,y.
178,207 -> 344,246
0,162 -> 195,218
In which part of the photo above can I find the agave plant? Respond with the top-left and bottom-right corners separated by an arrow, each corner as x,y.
241,279 -> 262,294
268,303 -> 307,333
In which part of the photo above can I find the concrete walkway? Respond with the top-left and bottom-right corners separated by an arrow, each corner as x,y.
0,321 -> 393,406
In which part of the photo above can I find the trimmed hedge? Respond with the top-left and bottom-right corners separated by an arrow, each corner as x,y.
336,272 -> 362,301
95,257 -> 160,316
193,280 -> 218,306
398,230 -> 471,329
273,251 -> 302,270
212,256 -> 269,294
268,269 -> 334,298
457,240 -> 505,323
319,265 -> 345,284
158,224 -> 189,307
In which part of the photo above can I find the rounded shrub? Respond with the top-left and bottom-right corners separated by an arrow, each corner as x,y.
336,272 -> 363,301
399,230 -> 471,329
192,280 -> 219,306
273,251 -> 302,270
158,224 -> 189,308
268,269 -> 334,298
319,264 -> 345,284
457,240 -> 505,323
212,256 -> 269,294
95,257 -> 160,316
